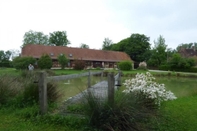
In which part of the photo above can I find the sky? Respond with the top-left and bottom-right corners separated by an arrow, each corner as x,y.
0,0 -> 197,52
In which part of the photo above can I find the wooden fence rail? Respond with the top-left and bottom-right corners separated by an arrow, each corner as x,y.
38,70 -> 121,114
47,71 -> 103,82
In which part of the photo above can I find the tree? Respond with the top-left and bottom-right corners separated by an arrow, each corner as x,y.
148,35 -> 167,67
49,31 -> 70,46
102,38 -> 113,50
0,50 -> 11,62
0,50 -> 12,67
22,30 -> 49,47
38,54 -> 52,69
58,54 -> 68,69
9,49 -> 20,60
80,43 -> 89,49
112,34 -> 151,63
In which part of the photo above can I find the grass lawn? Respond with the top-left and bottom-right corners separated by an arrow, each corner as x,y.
1,68 -> 197,131
156,95 -> 197,131
0,106 -> 84,131
0,68 -> 21,76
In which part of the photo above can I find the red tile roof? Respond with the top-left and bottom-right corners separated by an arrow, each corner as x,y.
21,44 -> 132,62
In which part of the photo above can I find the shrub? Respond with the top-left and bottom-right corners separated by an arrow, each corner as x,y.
38,54 -> 52,69
58,54 -> 68,69
0,61 -> 12,67
73,59 -> 85,70
0,71 -> 62,107
118,60 -> 132,71
0,75 -> 23,105
19,78 -> 62,106
158,64 -> 171,71
12,56 -> 36,70
137,61 -> 148,70
123,72 -> 177,106
82,91 -> 158,131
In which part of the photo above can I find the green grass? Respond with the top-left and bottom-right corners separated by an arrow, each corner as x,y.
0,106 -> 83,131
1,68 -> 197,130
121,76 -> 197,131
0,68 -> 21,76
155,95 -> 197,131
155,77 -> 197,131
156,77 -> 197,98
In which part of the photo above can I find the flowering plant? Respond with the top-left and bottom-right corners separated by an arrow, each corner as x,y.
139,61 -> 147,67
123,72 -> 177,106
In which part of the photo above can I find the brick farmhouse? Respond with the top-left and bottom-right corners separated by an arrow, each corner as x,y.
21,44 -> 132,68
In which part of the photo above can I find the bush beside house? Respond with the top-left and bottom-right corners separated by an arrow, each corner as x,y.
38,54 -> 52,69
118,60 -> 133,71
12,56 -> 36,70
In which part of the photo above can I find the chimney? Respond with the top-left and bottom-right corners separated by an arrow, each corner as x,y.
192,46 -> 196,51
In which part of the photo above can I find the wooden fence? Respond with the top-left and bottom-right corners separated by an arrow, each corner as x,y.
38,70 -> 121,114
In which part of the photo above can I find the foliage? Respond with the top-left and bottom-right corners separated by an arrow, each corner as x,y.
112,33 -> 151,62
123,72 -> 177,106
168,53 -> 195,70
0,50 -> 12,67
73,59 -> 85,70
147,35 -> 168,67
49,31 -> 70,46
22,30 -> 49,47
118,60 -> 132,71
2,71 -> 63,107
57,54 -> 68,69
137,61 -> 147,70
102,38 -> 113,50
0,75 -> 22,105
12,56 -> 36,70
9,49 -> 20,60
83,91 -> 159,131
80,43 -> 89,49
38,54 -> 52,69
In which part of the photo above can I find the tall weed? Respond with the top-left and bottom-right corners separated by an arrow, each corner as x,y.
82,90 -> 159,131
0,75 -> 23,106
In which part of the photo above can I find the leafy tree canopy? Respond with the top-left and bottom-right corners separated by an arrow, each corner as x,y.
38,54 -> 52,69
9,49 -> 20,60
80,43 -> 89,49
112,34 -> 151,62
22,30 -> 49,47
148,35 -> 167,66
49,31 -> 70,46
0,50 -> 11,62
58,54 -> 68,69
102,38 -> 113,50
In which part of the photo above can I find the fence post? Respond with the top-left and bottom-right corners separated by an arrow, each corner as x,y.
108,72 -> 114,106
88,70 -> 91,88
100,70 -> 104,81
38,71 -> 47,115
117,70 -> 122,88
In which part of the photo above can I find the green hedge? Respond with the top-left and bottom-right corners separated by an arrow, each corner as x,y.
12,56 -> 36,70
38,54 -> 52,69
159,64 -> 197,73
118,61 -> 132,71
0,61 -> 12,67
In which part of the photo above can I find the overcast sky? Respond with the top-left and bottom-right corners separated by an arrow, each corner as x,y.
0,0 -> 197,52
